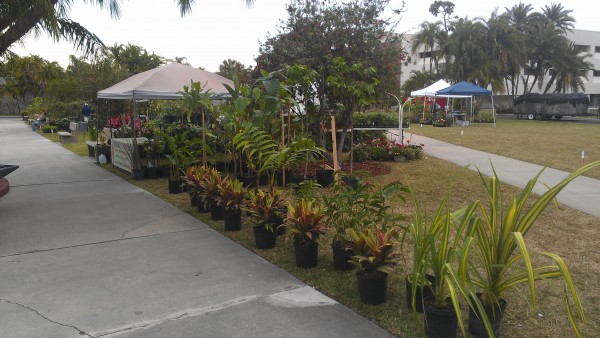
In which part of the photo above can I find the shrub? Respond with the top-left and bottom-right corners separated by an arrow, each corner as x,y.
352,145 -> 370,162
41,125 -> 58,133
354,111 -> 399,127
476,110 -> 494,122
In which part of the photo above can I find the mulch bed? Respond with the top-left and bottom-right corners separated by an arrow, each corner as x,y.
294,161 -> 391,178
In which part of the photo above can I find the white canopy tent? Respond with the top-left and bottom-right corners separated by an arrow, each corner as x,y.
410,79 -> 451,97
97,62 -> 234,100
96,63 -> 235,173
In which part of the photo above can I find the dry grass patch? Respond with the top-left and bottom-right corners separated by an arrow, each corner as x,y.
408,118 -> 600,179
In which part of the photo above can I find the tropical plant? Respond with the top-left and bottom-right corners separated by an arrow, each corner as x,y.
322,180 -> 405,243
232,122 -> 278,186
244,189 -> 286,232
347,225 -> 401,274
285,198 -> 327,243
198,167 -> 225,209
215,177 -> 247,211
450,162 -> 600,338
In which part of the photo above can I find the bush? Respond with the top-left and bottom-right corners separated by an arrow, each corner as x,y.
352,145 -> 370,162
41,125 -> 58,133
354,111 -> 399,127
476,110 -> 494,122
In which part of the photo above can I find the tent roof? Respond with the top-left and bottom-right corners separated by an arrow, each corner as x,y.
97,63 -> 234,100
435,81 -> 492,96
410,79 -> 451,97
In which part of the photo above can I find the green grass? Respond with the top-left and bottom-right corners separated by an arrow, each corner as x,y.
408,118 -> 600,179
39,123 -> 600,338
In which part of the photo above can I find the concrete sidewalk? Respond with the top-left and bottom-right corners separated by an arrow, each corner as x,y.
405,132 -> 600,218
0,117 -> 392,338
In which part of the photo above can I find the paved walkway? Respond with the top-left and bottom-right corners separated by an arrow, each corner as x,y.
0,117 -> 391,338
404,132 -> 600,219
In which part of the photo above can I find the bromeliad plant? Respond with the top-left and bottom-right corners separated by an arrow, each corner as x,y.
244,189 -> 286,232
347,225 -> 402,274
285,198 -> 327,243
216,177 -> 247,212
450,161 -> 600,338
198,167 -> 225,209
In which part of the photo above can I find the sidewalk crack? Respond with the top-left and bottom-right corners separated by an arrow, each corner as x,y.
0,298 -> 94,337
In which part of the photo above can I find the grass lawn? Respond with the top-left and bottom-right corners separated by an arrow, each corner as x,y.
407,117 -> 600,179
41,125 -> 600,338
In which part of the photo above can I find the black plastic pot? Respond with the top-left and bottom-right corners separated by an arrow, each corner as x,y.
406,274 -> 436,313
168,178 -> 183,194
276,170 -> 293,187
210,203 -> 224,221
424,299 -> 458,338
316,169 -> 335,188
224,209 -> 242,231
242,174 -> 257,188
293,239 -> 318,268
145,167 -> 158,179
158,166 -> 170,178
253,226 -> 277,249
197,201 -> 210,213
468,293 -> 507,338
332,240 -> 354,270
259,174 -> 269,186
342,176 -> 359,190
356,270 -> 388,305
272,208 -> 287,236
190,193 -> 199,207
132,169 -> 145,180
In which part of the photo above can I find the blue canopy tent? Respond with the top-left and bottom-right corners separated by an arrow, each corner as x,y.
436,81 -> 496,127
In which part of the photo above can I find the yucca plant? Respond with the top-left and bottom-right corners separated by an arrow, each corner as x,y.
450,161 -> 600,338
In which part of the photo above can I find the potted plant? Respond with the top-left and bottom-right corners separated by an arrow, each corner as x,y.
143,138 -> 164,179
199,168 -> 225,220
164,132 -> 194,194
285,198 -> 327,268
401,140 -> 424,161
389,143 -> 407,163
408,191 -> 478,338
182,166 -> 207,207
347,225 -> 401,305
322,181 -> 405,270
216,177 -> 247,231
244,189 -> 286,249
450,163 -> 600,338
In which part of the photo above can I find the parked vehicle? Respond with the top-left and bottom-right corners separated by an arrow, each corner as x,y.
514,93 -> 589,120
0,164 -> 19,199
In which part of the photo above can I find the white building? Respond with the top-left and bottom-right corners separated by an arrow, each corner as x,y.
401,29 -> 600,108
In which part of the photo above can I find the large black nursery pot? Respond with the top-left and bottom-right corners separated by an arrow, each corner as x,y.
190,193 -> 199,207
210,203 -> 225,221
168,178 -> 183,194
293,239 -> 318,268
145,166 -> 158,179
197,200 -> 210,213
276,169 -> 293,187
224,209 -> 242,231
406,274 -> 436,313
468,293 -> 507,338
424,298 -> 458,338
331,240 -> 354,270
316,169 -> 335,188
132,168 -> 145,180
253,226 -> 277,249
356,270 -> 388,305
341,176 -> 359,190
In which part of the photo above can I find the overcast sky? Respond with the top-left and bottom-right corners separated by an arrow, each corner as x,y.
11,0 -> 598,72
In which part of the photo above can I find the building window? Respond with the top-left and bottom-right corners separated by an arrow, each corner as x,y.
595,46 -> 600,53
590,95 -> 600,108
574,44 -> 590,53
593,70 -> 600,77
418,51 -> 433,59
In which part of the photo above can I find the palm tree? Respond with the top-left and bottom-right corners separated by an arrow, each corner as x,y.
543,42 -> 592,93
411,21 -> 442,72
0,0 -> 256,56
542,3 -> 575,32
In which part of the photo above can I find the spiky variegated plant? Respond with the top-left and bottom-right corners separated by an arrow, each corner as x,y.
347,225 -> 401,274
244,189 -> 286,232
285,198 -> 327,242
449,161 -> 600,338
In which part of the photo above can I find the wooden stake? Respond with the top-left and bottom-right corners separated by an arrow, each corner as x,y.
331,116 -> 339,175
202,110 -> 207,167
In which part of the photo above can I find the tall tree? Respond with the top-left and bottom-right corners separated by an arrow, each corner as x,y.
217,58 -> 252,84
542,3 -> 575,32
256,0 -> 402,150
411,21 -> 442,72
105,43 -> 164,75
428,1 -> 455,33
